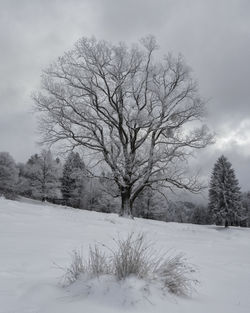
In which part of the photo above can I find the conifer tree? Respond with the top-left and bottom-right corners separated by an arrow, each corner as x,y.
61,152 -> 86,207
208,155 -> 243,227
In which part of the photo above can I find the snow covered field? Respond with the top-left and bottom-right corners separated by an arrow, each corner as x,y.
0,198 -> 250,313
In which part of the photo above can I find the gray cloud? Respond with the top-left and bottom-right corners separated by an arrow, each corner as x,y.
1,0 -> 250,190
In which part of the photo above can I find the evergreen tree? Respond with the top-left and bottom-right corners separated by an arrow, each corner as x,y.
61,152 -> 86,207
208,155 -> 243,227
0,152 -> 18,198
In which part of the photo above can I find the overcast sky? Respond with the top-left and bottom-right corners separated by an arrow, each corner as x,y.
1,0 -> 250,191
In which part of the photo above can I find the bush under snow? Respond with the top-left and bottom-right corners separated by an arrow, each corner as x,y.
63,232 -> 198,297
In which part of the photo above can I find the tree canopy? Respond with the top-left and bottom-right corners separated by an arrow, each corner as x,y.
34,36 -> 213,216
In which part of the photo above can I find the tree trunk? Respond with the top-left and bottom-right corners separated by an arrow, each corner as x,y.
225,219 -> 229,228
120,189 -> 133,218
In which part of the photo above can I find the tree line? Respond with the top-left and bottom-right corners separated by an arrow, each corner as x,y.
0,150 -> 249,227
0,150 -> 117,213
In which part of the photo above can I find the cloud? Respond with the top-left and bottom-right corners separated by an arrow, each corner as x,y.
216,119 -> 250,152
1,0 -> 250,190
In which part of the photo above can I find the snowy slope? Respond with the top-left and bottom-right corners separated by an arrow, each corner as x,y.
0,198 -> 250,313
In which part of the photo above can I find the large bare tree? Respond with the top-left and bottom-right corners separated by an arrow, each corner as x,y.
34,36 -> 213,217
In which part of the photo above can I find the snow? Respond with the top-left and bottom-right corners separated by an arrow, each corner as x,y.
0,198 -> 250,313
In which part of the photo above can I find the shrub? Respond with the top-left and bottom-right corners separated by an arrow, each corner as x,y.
63,232 -> 198,296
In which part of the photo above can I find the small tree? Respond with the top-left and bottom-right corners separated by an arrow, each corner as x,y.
0,152 -> 18,198
22,150 -> 61,201
208,155 -> 243,227
61,152 -> 86,207
133,186 -> 167,219
34,36 -> 213,217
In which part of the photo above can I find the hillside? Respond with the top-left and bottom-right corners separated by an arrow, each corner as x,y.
0,198 -> 250,313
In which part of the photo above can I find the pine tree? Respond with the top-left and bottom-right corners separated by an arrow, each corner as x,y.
208,155 -> 243,227
61,152 -> 86,208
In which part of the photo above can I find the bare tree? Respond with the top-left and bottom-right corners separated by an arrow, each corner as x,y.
34,36 -> 213,217
23,150 -> 61,201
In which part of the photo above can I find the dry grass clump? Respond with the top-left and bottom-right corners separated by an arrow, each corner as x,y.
112,233 -> 152,280
63,232 -> 198,296
64,250 -> 85,285
87,245 -> 111,277
154,253 -> 197,296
